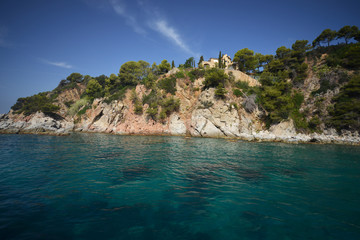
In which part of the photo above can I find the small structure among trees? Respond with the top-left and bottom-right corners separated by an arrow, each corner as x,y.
200,54 -> 235,69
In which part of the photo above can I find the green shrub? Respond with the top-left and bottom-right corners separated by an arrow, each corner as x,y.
290,110 -> 308,132
175,71 -> 185,79
292,91 -> 304,109
228,72 -> 235,83
159,110 -> 167,120
229,102 -> 238,110
146,103 -> 158,120
68,98 -> 90,116
134,103 -> 143,115
308,116 -> 321,132
130,89 -> 138,103
77,105 -> 91,116
199,100 -> 213,109
189,69 -> 205,79
215,83 -> 227,99
325,43 -> 360,69
50,93 -> 59,101
327,74 -> 360,131
157,76 -> 177,94
64,100 -> 74,108
86,79 -> 103,99
160,97 -> 180,115
11,92 -> 60,116
233,88 -> 243,97
187,71 -> 196,82
235,81 -> 250,91
103,87 -> 129,104
258,80 -> 294,126
142,89 -> 159,105
311,67 -> 349,96
203,68 -> 228,88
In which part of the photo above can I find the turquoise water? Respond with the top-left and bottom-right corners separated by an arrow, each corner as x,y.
0,134 -> 360,239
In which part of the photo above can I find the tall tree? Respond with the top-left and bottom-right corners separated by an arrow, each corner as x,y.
151,62 -> 158,75
158,60 -> 171,73
218,51 -> 222,68
119,60 -> 150,85
66,73 -> 83,83
319,29 -> 337,47
233,48 -> 256,73
171,60 -> 175,69
276,46 -> 292,59
86,79 -> 103,99
337,25 -> 359,44
254,53 -> 265,73
198,55 -> 204,67
184,57 -> 194,68
328,75 -> 360,131
291,40 -> 311,62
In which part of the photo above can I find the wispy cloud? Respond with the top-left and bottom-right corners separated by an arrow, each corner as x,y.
150,19 -> 194,55
84,0 -> 196,55
41,59 -> 73,69
137,0 -> 196,55
109,0 -> 146,35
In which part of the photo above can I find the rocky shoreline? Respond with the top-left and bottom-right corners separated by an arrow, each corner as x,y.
2,72 -> 359,146
1,112 -> 359,145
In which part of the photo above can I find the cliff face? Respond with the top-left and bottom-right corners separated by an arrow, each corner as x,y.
1,68 -> 359,145
67,74 -> 264,137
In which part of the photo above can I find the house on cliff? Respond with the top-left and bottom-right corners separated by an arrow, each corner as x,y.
200,54 -> 236,70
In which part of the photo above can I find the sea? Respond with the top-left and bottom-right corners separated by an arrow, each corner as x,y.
0,133 -> 359,239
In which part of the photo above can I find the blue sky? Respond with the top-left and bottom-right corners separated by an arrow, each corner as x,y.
0,0 -> 359,113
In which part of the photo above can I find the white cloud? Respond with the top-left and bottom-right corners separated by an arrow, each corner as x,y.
42,59 -> 73,69
109,0 -> 146,35
151,19 -> 194,55
84,0 -> 196,55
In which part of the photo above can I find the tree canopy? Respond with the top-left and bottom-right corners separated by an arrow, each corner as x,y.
337,25 -> 359,44
313,29 -> 337,47
184,57 -> 195,68
11,92 -> 60,116
198,56 -> 204,67
67,73 -> 83,83
119,60 -> 150,86
328,75 -> 360,131
158,60 -> 171,73
233,48 -> 256,73
86,79 -> 103,99
203,68 -> 228,88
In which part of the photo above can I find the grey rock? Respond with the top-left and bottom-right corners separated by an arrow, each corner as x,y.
243,94 -> 257,113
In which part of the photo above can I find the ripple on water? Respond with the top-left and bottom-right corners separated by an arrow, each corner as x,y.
0,133 -> 360,239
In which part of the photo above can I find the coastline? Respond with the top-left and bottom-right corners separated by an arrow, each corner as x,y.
1,128 -> 359,146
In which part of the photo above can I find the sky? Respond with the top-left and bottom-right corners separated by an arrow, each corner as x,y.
0,0 -> 359,113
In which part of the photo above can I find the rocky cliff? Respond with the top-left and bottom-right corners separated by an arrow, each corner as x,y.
1,67 -> 359,145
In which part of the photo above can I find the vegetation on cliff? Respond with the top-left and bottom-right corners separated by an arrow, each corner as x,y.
10,25 -> 360,134
11,93 -> 60,116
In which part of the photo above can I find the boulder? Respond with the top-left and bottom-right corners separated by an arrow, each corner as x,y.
243,94 -> 257,113
169,114 -> 186,136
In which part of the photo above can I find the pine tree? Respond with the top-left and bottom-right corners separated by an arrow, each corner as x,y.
171,60 -> 175,69
198,56 -> 204,67
218,51 -> 222,68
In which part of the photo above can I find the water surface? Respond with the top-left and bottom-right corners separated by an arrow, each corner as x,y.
0,133 -> 360,239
